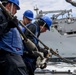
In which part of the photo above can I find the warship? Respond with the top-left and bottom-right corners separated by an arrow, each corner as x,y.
34,7 -> 76,74
34,6 -> 76,62
34,0 -> 76,74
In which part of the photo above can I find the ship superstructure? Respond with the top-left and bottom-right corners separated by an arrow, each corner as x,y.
34,7 -> 76,62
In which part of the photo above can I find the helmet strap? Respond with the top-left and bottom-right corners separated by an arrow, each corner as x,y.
10,3 -> 13,14
40,23 -> 46,32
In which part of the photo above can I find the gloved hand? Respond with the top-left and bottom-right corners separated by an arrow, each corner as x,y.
42,49 -> 51,58
40,63 -> 47,69
8,16 -> 18,28
36,56 -> 47,69
36,56 -> 42,68
36,52 -> 44,68
43,49 -> 49,57
38,47 -> 48,58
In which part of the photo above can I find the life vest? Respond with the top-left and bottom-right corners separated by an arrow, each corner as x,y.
20,23 -> 39,45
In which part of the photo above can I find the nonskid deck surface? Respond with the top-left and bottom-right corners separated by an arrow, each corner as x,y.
35,62 -> 76,75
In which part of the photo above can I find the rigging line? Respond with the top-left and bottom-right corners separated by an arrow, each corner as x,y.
20,21 -> 76,66
0,2 -> 75,66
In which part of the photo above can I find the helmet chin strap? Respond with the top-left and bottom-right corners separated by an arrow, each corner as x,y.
40,23 -> 46,32
10,3 -> 13,14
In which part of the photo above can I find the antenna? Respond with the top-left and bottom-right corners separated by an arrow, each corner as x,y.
34,5 -> 39,15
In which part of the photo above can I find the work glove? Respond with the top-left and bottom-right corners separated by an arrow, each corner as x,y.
36,56 -> 47,69
40,63 -> 47,69
33,51 -> 44,59
40,48 -> 51,58
8,16 -> 18,28
36,52 -> 44,67
43,49 -> 49,57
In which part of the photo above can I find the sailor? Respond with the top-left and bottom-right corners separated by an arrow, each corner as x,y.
22,15 -> 52,75
66,0 -> 76,6
0,0 -> 28,75
19,10 -> 34,32
22,10 -> 34,25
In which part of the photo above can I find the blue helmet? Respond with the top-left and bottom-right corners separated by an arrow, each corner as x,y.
8,0 -> 20,10
23,10 -> 34,20
40,16 -> 52,30
2,0 -> 20,10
